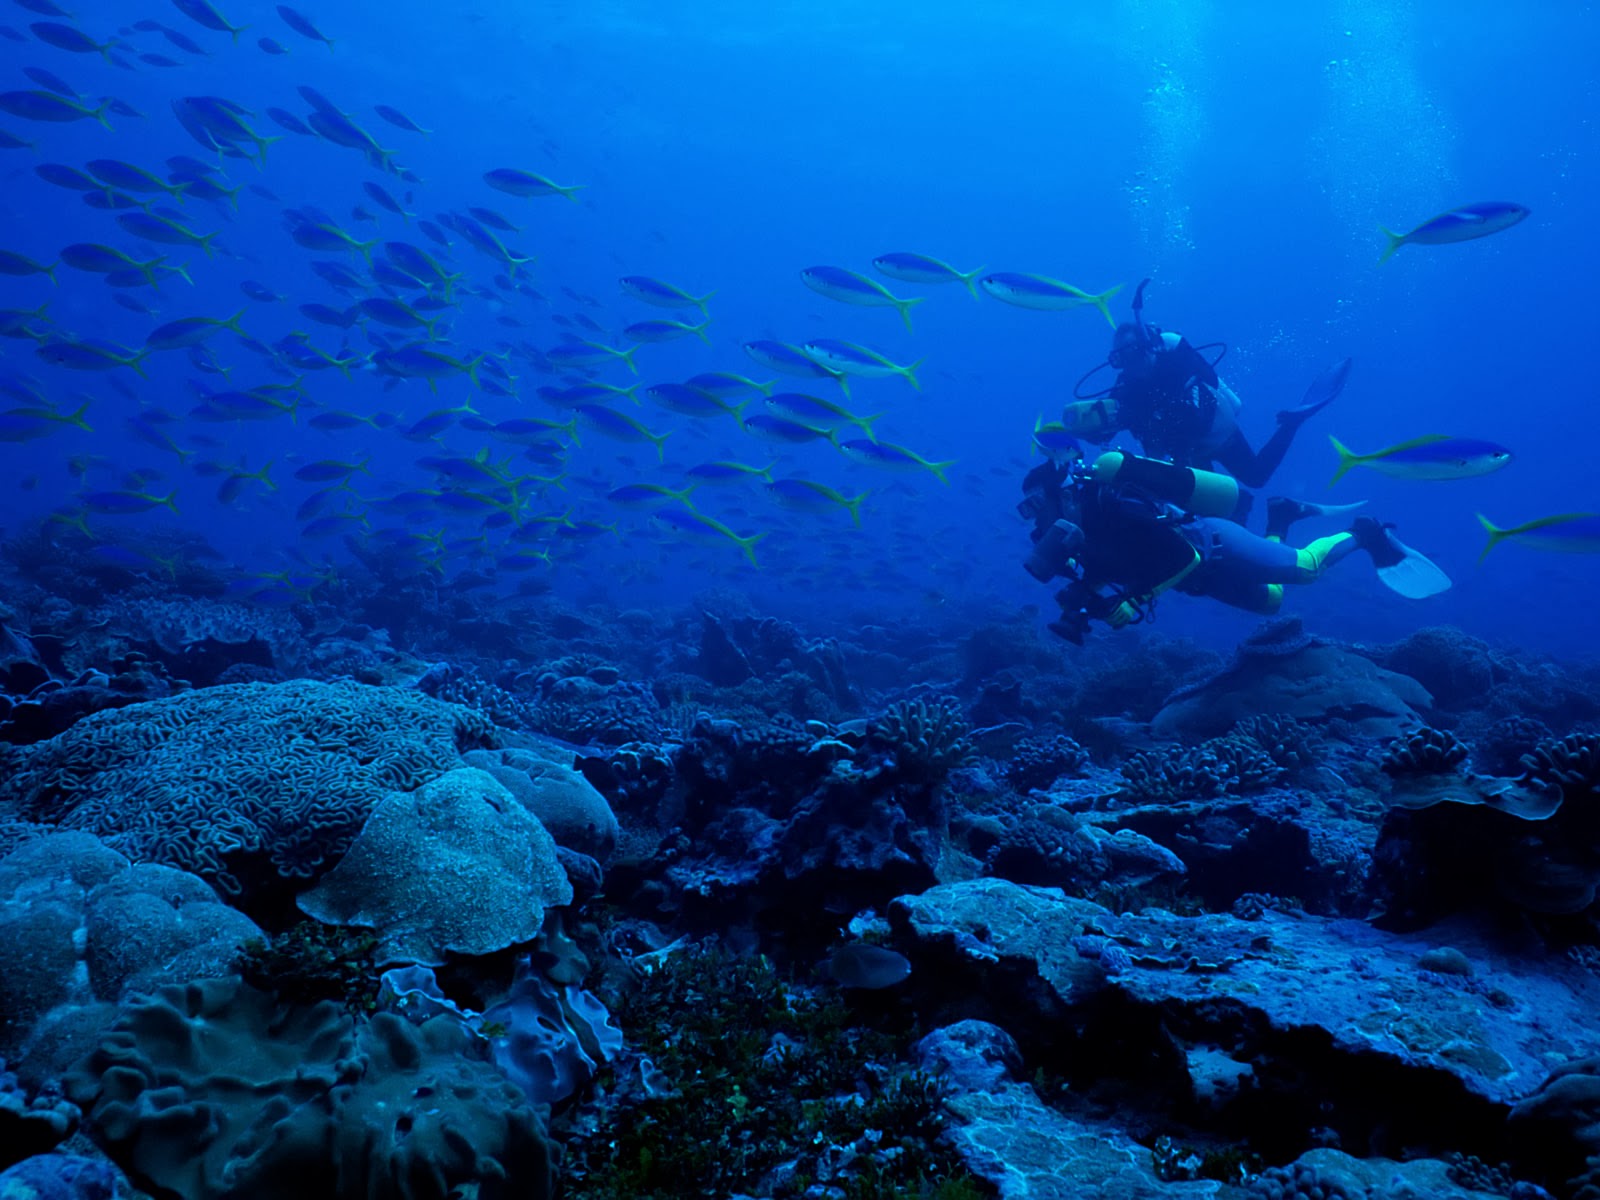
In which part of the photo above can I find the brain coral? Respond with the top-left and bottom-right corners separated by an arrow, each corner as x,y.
0,681 -> 497,903
296,768 -> 572,967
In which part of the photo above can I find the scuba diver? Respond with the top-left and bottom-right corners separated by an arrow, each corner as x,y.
1018,450 -> 1450,644
1062,279 -> 1349,493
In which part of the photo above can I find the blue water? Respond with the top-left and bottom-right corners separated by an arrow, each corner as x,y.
1,0 -> 1593,656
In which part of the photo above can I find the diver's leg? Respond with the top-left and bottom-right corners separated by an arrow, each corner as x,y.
1198,517 -> 1358,585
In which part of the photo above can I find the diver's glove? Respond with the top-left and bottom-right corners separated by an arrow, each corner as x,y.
1106,598 -> 1143,629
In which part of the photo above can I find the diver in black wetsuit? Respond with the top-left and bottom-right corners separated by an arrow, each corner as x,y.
1017,450 -> 1448,644
1061,280 -> 1349,493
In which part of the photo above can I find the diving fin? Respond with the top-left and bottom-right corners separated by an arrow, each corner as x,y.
1279,356 -> 1353,425
1351,517 -> 1452,598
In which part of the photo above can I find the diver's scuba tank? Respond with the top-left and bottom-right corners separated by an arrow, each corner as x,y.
1088,451 -> 1239,519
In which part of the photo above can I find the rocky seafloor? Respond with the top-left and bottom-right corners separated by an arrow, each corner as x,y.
3,554 -> 1600,1199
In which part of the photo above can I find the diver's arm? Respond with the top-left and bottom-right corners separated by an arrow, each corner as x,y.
1102,546 -> 1202,629
1059,397 -> 1123,442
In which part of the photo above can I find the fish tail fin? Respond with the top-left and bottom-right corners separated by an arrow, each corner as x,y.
200,232 -> 218,260
1378,227 -> 1405,265
902,358 -> 925,391
157,490 -> 179,515
736,530 -> 767,568
1093,283 -> 1124,327
844,492 -> 869,527
464,353 -> 485,387
834,372 -> 852,401
168,178 -> 190,203
929,460 -> 956,486
256,460 -> 277,491
961,266 -> 986,299
1328,435 -> 1361,486
561,184 -> 585,203
619,382 -> 640,406
223,307 -> 247,334
91,100 -> 113,131
855,412 -> 884,441
695,290 -> 716,317
619,344 -> 639,375
675,485 -> 700,512
652,429 -> 671,462
64,401 -> 92,432
44,262 -> 57,287
1476,513 -> 1509,563
172,261 -> 194,286
754,378 -> 774,396
897,296 -> 925,332
757,462 -> 776,482
693,319 -> 713,346
126,349 -> 150,380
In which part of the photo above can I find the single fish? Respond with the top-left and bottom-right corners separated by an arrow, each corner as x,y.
467,205 -> 519,232
276,5 -> 332,49
686,460 -> 774,484
1379,201 -> 1530,265
621,276 -> 718,318
743,413 -> 835,446
483,167 -> 583,201
623,317 -> 711,345
266,106 -> 315,135
801,339 -> 922,389
644,382 -> 741,419
294,457 -> 368,483
767,478 -> 868,526
363,181 -> 414,223
82,488 -> 178,514
765,392 -> 879,439
0,249 -> 56,284
839,438 -> 954,485
800,265 -> 922,331
651,507 -> 765,567
256,36 -> 288,54
240,279 -> 284,302
1031,416 -> 1083,464
872,251 -> 985,299
29,20 -> 116,59
576,404 -> 670,460
1328,434 -> 1513,484
170,0 -> 247,42
1477,512 -> 1600,562
145,308 -> 245,351
685,371 -> 771,399
117,210 -> 218,258
980,273 -> 1123,324
374,103 -> 430,134
0,89 -> 110,127
608,482 -> 699,510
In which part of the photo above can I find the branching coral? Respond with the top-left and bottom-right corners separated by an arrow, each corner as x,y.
1006,735 -> 1089,792
1381,726 -> 1470,777
867,697 -> 974,785
1119,735 -> 1283,805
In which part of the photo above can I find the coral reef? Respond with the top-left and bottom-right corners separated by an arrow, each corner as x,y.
65,977 -> 553,1200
